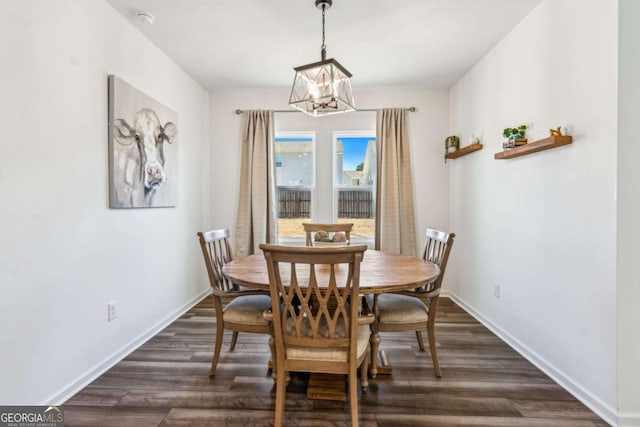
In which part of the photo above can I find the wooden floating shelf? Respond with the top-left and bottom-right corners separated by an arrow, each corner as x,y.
494,135 -> 573,160
446,143 -> 483,160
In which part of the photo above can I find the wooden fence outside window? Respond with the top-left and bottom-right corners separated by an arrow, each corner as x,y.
277,187 -> 373,219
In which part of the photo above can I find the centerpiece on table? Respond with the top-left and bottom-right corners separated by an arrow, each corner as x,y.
314,230 -> 349,247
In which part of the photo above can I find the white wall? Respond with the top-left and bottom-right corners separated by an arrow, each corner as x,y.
0,0 -> 210,404
209,88 -> 449,256
448,0 -> 617,423
617,0 -> 640,424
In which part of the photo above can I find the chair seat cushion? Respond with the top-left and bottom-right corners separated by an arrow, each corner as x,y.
223,295 -> 271,325
286,324 -> 370,362
374,293 -> 429,324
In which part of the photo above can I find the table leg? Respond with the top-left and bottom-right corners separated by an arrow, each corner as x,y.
369,329 -> 381,378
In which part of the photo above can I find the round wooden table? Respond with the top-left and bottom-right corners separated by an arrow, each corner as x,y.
223,249 -> 440,294
223,249 -> 440,390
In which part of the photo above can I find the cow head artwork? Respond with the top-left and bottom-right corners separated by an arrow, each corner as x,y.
112,108 -> 177,207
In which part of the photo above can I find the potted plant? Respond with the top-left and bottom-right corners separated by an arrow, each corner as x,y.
444,135 -> 459,163
502,125 -> 527,148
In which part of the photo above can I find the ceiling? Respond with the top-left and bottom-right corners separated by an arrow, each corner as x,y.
106,0 -> 541,91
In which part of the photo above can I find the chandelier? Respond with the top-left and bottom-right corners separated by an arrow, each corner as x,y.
288,0 -> 355,117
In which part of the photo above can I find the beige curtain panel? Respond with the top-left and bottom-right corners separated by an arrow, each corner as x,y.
234,110 -> 278,257
375,108 -> 417,255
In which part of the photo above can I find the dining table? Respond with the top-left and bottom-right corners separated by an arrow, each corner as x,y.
222,248 -> 440,400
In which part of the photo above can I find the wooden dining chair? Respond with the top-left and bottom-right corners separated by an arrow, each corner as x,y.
303,223 -> 353,246
370,228 -> 455,378
197,229 -> 273,376
260,243 -> 373,427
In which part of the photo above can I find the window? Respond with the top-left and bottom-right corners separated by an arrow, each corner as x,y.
333,132 -> 376,241
274,132 -> 315,241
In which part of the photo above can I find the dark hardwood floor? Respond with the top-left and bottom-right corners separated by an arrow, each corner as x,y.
65,297 -> 607,426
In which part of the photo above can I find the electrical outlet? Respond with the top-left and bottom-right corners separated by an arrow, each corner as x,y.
108,301 -> 118,321
493,283 -> 500,298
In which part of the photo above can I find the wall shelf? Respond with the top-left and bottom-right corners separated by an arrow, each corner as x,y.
446,143 -> 483,160
494,135 -> 573,160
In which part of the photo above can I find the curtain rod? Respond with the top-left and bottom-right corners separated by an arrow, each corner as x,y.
234,107 -> 416,115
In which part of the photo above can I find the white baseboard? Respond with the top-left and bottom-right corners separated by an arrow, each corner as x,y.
45,288 -> 211,405
618,412 -> 640,426
440,290 -> 617,426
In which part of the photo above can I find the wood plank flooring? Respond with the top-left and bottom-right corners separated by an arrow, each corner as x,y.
64,297 -> 608,426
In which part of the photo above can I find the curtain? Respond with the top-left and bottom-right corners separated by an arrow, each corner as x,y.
375,108 -> 417,255
234,110 -> 277,257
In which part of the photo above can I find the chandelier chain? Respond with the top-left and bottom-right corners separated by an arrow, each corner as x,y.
321,4 -> 326,50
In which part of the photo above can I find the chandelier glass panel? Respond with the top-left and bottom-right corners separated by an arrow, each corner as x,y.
288,0 -> 355,116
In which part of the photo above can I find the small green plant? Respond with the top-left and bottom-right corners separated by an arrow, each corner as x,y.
503,125 -> 527,140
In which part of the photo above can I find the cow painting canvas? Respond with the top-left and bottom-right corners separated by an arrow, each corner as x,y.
108,75 -> 178,208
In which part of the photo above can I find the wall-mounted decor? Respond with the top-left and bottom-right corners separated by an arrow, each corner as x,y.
495,135 -> 573,160
549,126 -> 563,136
445,142 -> 483,160
108,75 -> 178,208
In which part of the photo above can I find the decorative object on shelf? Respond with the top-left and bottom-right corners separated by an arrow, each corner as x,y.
288,0 -> 355,117
502,125 -> 528,149
549,126 -> 563,136
469,134 -> 480,145
445,136 -> 460,153
495,135 -> 573,160
444,135 -> 460,163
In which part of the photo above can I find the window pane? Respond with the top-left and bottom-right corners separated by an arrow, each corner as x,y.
334,136 -> 376,239
275,137 -> 313,186
277,188 -> 312,238
275,135 -> 314,239
335,137 -> 376,187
